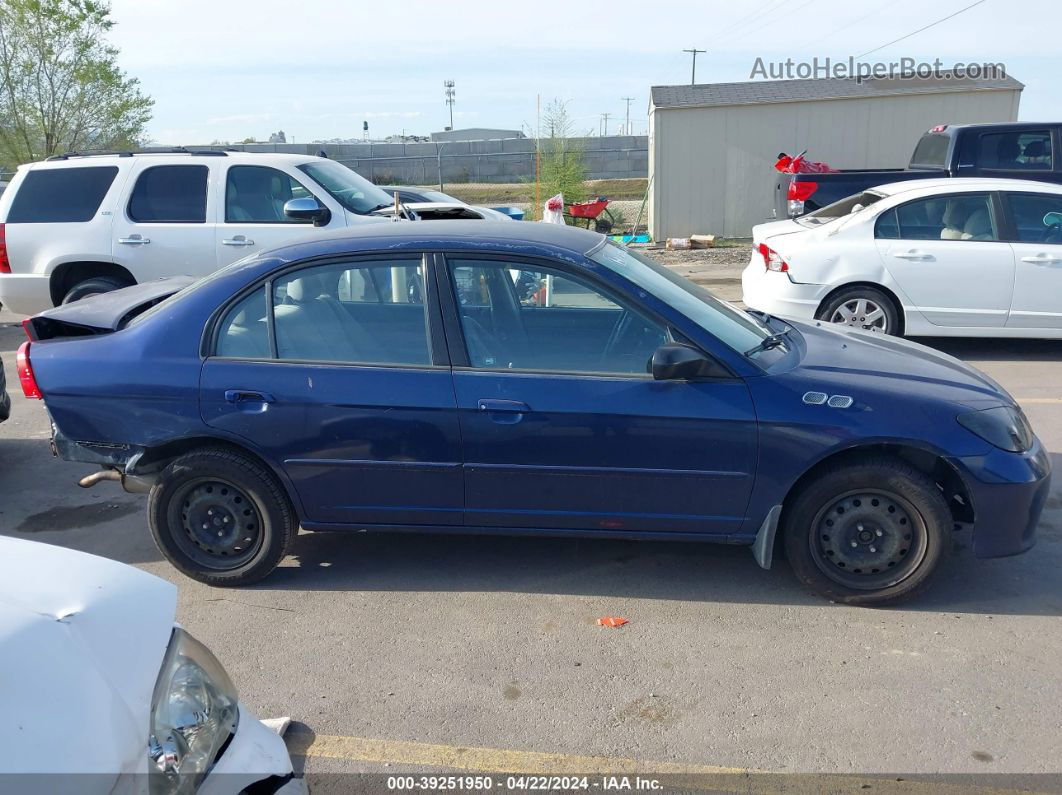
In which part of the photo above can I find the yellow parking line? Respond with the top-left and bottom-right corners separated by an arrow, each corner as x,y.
287,732 -> 743,775
286,733 -> 1042,794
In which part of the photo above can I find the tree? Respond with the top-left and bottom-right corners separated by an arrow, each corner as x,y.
0,0 -> 153,166
536,99 -> 587,216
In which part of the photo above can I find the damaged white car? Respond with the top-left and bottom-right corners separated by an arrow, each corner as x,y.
0,536 -> 299,794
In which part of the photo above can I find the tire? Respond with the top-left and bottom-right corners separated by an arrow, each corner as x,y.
782,457 -> 951,606
148,447 -> 295,586
61,276 -> 130,304
816,286 -> 900,336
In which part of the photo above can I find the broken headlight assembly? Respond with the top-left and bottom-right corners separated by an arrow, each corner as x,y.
957,405 -> 1033,453
149,627 -> 239,794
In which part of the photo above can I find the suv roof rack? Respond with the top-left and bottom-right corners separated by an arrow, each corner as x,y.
46,146 -> 229,161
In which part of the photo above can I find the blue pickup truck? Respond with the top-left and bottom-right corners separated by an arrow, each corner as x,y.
776,122 -> 1062,218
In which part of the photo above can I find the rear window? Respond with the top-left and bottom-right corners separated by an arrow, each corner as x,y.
7,166 -> 118,223
128,165 -> 208,223
799,191 -> 883,226
910,134 -> 950,169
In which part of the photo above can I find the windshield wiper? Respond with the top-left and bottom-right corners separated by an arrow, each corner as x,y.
744,331 -> 789,357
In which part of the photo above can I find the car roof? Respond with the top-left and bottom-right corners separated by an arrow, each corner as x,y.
873,177 -> 1062,198
263,220 -> 606,262
24,151 -> 321,170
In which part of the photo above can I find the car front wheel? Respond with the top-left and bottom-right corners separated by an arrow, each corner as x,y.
148,447 -> 295,586
817,286 -> 899,335
783,457 -> 951,606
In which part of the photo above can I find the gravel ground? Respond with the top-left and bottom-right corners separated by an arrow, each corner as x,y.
646,244 -> 752,302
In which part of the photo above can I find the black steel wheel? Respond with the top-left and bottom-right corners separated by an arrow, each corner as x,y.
783,457 -> 950,606
809,489 -> 928,591
171,479 -> 264,570
149,447 -> 295,586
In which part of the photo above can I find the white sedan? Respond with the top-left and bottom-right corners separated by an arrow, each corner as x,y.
742,177 -> 1062,337
0,536 -> 300,794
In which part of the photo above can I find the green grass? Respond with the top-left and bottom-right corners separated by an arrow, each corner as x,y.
441,178 -> 648,205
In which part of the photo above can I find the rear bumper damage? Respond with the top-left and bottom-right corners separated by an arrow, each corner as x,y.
51,426 -> 155,493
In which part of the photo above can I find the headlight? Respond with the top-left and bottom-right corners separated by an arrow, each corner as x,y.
149,628 -> 239,795
957,405 -> 1033,452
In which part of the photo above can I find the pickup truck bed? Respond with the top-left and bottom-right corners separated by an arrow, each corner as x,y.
776,123 -> 1062,219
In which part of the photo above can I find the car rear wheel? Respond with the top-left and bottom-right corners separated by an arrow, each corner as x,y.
782,457 -> 951,606
61,276 -> 130,304
148,448 -> 295,586
817,286 -> 899,335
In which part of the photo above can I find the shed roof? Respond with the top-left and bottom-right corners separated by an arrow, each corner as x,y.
650,74 -> 1024,110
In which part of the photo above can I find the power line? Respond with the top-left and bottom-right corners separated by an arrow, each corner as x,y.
856,0 -> 990,58
725,0 -> 820,40
708,0 -> 788,44
809,0 -> 905,45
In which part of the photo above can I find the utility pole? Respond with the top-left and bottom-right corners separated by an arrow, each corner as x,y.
682,48 -> 706,85
601,112 -> 611,137
621,97 -> 635,135
443,80 -> 456,130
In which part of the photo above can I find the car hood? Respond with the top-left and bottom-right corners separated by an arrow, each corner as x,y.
0,537 -> 176,776
784,318 -> 1014,408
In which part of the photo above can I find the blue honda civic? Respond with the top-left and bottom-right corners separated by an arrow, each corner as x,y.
16,222 -> 1050,605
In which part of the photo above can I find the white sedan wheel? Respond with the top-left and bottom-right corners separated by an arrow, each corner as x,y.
829,297 -> 888,333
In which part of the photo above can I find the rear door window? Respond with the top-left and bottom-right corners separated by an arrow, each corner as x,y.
128,164 -> 209,223
7,166 -> 119,223
875,194 -> 998,241
978,131 -> 1053,171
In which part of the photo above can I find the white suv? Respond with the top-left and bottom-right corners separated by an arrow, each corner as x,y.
0,149 -> 470,315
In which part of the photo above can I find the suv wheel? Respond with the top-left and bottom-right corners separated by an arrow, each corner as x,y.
783,457 -> 951,606
148,448 -> 295,586
61,276 -> 130,304
817,286 -> 899,335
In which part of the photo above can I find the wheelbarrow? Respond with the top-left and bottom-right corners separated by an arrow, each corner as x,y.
566,197 -> 615,234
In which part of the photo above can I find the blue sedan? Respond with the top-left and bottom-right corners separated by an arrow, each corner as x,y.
16,222 -> 1050,604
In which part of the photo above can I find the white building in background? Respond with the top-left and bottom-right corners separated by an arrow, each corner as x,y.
648,74 -> 1024,239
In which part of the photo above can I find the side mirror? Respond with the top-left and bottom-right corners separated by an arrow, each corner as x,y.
650,342 -> 728,381
284,197 -> 331,227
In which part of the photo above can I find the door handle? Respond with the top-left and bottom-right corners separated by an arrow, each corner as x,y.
892,250 -> 927,260
478,399 -> 530,413
222,235 -> 256,246
478,399 -> 530,424
1020,254 -> 1062,265
224,389 -> 274,403
117,235 -> 150,245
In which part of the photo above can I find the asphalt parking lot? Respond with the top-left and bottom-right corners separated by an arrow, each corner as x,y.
2,282 -> 1062,790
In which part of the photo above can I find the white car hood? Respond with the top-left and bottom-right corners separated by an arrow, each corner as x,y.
0,537 -> 176,777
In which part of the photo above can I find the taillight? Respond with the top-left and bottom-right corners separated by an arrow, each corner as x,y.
786,181 -> 818,218
787,181 -> 818,201
20,317 -> 35,341
16,341 -> 41,399
758,243 -> 788,272
0,223 -> 9,274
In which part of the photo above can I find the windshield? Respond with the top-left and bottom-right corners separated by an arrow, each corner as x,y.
591,241 -> 773,355
415,189 -> 463,204
297,160 -> 393,215
799,191 -> 884,227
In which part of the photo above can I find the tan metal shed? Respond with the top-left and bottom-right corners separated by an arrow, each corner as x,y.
648,74 -> 1024,240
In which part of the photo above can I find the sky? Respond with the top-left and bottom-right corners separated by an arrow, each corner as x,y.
107,0 -> 1057,145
